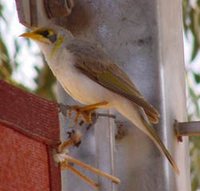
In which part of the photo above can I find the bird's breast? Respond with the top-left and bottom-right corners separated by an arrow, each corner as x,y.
47,49 -> 113,106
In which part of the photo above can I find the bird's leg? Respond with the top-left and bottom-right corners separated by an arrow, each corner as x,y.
58,102 -> 116,127
77,101 -> 108,111
69,101 -> 109,124
58,130 -> 82,153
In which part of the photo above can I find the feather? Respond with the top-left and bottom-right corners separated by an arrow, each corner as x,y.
66,39 -> 160,124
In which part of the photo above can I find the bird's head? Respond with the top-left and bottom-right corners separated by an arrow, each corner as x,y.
20,28 -> 58,44
20,27 -> 73,57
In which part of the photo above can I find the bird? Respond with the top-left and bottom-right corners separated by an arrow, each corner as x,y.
20,26 -> 179,174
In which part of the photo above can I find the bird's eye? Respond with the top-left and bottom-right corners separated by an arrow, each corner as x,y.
37,29 -> 57,43
39,30 -> 49,37
48,34 -> 57,43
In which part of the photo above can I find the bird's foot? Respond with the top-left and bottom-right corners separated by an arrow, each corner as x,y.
72,101 -> 109,124
58,129 -> 82,153
58,101 -> 109,125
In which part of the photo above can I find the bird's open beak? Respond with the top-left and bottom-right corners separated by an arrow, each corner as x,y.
20,31 -> 50,44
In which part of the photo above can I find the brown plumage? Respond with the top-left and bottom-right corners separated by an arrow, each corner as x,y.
66,39 -> 160,124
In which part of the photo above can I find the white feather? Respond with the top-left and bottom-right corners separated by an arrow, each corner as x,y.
39,43 -> 120,107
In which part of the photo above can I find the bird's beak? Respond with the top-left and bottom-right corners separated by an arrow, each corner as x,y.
20,31 -> 50,44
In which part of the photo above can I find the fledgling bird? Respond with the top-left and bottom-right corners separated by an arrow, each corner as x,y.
21,26 -> 179,174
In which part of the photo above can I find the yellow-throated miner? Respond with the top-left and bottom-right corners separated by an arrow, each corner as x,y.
21,26 -> 179,174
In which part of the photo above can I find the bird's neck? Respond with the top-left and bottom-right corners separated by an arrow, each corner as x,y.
38,40 -> 74,80
40,34 -> 72,57
38,40 -> 63,61
37,44 -> 52,64
50,36 -> 64,57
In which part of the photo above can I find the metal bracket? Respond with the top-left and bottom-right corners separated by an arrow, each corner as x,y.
44,0 -> 75,18
15,0 -> 75,27
174,120 -> 200,142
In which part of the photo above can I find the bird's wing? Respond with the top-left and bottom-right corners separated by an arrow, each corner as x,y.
66,40 -> 160,124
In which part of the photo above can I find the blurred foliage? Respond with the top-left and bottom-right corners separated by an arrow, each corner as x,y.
34,57 -> 56,100
183,0 -> 200,191
0,0 -> 56,100
0,4 -> 12,83
183,0 -> 200,61
0,22 -> 26,90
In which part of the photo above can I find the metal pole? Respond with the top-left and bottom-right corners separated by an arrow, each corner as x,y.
57,0 -> 190,190
156,0 -> 190,190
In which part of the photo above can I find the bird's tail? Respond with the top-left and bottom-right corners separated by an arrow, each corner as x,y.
115,98 -> 179,174
139,111 -> 180,174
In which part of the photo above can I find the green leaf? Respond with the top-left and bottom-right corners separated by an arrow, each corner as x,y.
34,63 -> 56,100
194,73 -> 200,84
189,7 -> 200,61
198,0 -> 200,7
189,86 -> 200,117
0,35 -> 12,75
0,3 -> 6,23
182,0 -> 190,36
191,37 -> 199,61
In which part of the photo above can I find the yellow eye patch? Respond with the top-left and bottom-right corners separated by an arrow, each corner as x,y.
50,35 -> 64,58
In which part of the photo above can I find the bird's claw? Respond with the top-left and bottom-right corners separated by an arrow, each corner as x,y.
58,103 -> 95,124
58,102 -> 109,126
